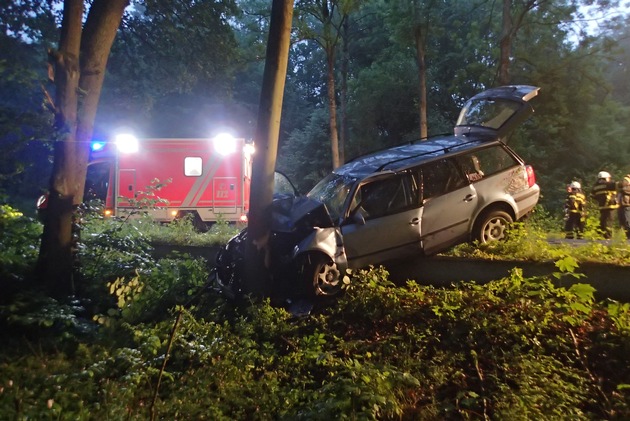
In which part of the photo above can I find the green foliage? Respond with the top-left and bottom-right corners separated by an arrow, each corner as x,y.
132,212 -> 240,247
447,209 -> 630,266
124,177 -> 172,212
0,204 -> 42,281
95,255 -> 208,325
4,196 -> 630,419
2,255 -> 630,419
78,210 -> 157,290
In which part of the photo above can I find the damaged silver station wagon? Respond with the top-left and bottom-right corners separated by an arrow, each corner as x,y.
212,85 -> 541,299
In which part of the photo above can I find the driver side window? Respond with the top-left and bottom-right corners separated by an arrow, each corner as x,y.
355,173 -> 418,220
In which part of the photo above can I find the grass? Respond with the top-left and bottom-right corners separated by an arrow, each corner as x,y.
444,208 -> 630,266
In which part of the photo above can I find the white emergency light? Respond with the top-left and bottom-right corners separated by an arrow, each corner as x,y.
243,142 -> 255,157
115,133 -> 139,154
213,133 -> 237,156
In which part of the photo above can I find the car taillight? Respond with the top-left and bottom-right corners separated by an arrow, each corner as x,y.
239,214 -> 248,223
525,165 -> 536,187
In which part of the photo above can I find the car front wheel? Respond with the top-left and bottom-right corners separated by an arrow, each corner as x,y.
301,253 -> 342,297
474,210 -> 513,243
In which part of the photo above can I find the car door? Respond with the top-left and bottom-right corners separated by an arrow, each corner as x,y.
419,158 -> 478,255
341,172 -> 422,269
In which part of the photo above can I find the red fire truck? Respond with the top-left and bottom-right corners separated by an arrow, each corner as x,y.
38,134 -> 254,227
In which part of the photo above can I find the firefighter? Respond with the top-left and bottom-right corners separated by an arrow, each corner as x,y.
618,173 -> 630,239
591,171 -> 619,239
564,181 -> 586,239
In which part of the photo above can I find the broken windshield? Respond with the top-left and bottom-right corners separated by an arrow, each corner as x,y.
307,173 -> 357,222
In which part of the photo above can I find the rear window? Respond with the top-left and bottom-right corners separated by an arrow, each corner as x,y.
456,146 -> 519,183
457,99 -> 520,129
419,159 -> 468,200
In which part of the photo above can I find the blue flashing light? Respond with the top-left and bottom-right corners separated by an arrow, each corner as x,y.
91,140 -> 107,152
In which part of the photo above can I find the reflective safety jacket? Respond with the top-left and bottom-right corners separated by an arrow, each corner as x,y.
592,180 -> 619,210
619,175 -> 630,207
565,189 -> 586,214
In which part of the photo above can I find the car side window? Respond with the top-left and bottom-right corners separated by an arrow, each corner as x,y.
355,173 -> 418,220
456,146 -> 519,182
420,158 -> 467,201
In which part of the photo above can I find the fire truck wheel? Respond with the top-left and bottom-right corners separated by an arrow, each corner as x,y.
302,253 -> 342,297
180,211 -> 209,232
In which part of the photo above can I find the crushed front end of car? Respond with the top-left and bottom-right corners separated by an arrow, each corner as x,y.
211,193 -> 348,300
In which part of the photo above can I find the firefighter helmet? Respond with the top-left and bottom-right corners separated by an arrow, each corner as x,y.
598,171 -> 611,180
569,181 -> 581,190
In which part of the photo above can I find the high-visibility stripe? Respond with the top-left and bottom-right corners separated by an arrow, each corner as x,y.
182,155 -> 222,207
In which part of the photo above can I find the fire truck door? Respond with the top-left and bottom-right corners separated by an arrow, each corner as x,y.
118,169 -> 136,206
213,177 -> 237,213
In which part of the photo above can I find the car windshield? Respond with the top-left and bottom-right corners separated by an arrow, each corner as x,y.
456,98 -> 520,130
307,173 -> 357,222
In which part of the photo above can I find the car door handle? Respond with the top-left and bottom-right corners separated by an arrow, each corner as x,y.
463,194 -> 476,202
409,217 -> 420,225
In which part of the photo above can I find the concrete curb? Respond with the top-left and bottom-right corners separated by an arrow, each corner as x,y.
386,256 -> 630,302
151,244 -> 630,302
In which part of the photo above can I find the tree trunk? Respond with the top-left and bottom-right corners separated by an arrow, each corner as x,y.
76,0 -> 129,200
326,47 -> 341,169
414,25 -> 428,139
37,0 -> 127,296
499,0 -> 513,86
37,0 -> 83,296
243,0 -> 294,298
339,18 -> 349,164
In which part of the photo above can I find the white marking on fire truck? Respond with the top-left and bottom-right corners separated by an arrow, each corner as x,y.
181,155 -> 222,207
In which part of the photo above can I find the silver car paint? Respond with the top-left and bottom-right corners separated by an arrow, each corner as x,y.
293,226 -> 349,273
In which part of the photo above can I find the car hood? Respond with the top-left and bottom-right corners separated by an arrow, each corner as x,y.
454,85 -> 539,139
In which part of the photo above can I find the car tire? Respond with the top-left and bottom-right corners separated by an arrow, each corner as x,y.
301,253 -> 342,297
474,210 -> 513,243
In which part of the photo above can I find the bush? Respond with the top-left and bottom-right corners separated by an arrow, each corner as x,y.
2,204 -> 630,419
3,265 -> 630,420
0,204 -> 41,283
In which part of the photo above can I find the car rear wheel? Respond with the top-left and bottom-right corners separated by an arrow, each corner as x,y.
301,253 -> 342,297
474,210 -> 513,243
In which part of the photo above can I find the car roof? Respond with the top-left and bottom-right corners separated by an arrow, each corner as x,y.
335,134 -> 493,178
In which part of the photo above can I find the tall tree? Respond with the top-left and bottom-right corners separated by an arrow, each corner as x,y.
497,0 -> 539,85
243,0 -> 294,297
388,0 -> 443,139
37,0 -> 128,295
295,0 -> 358,168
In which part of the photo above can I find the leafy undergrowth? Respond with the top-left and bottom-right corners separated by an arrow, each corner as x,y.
80,209 -> 242,248
2,204 -> 630,419
2,266 -> 630,420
